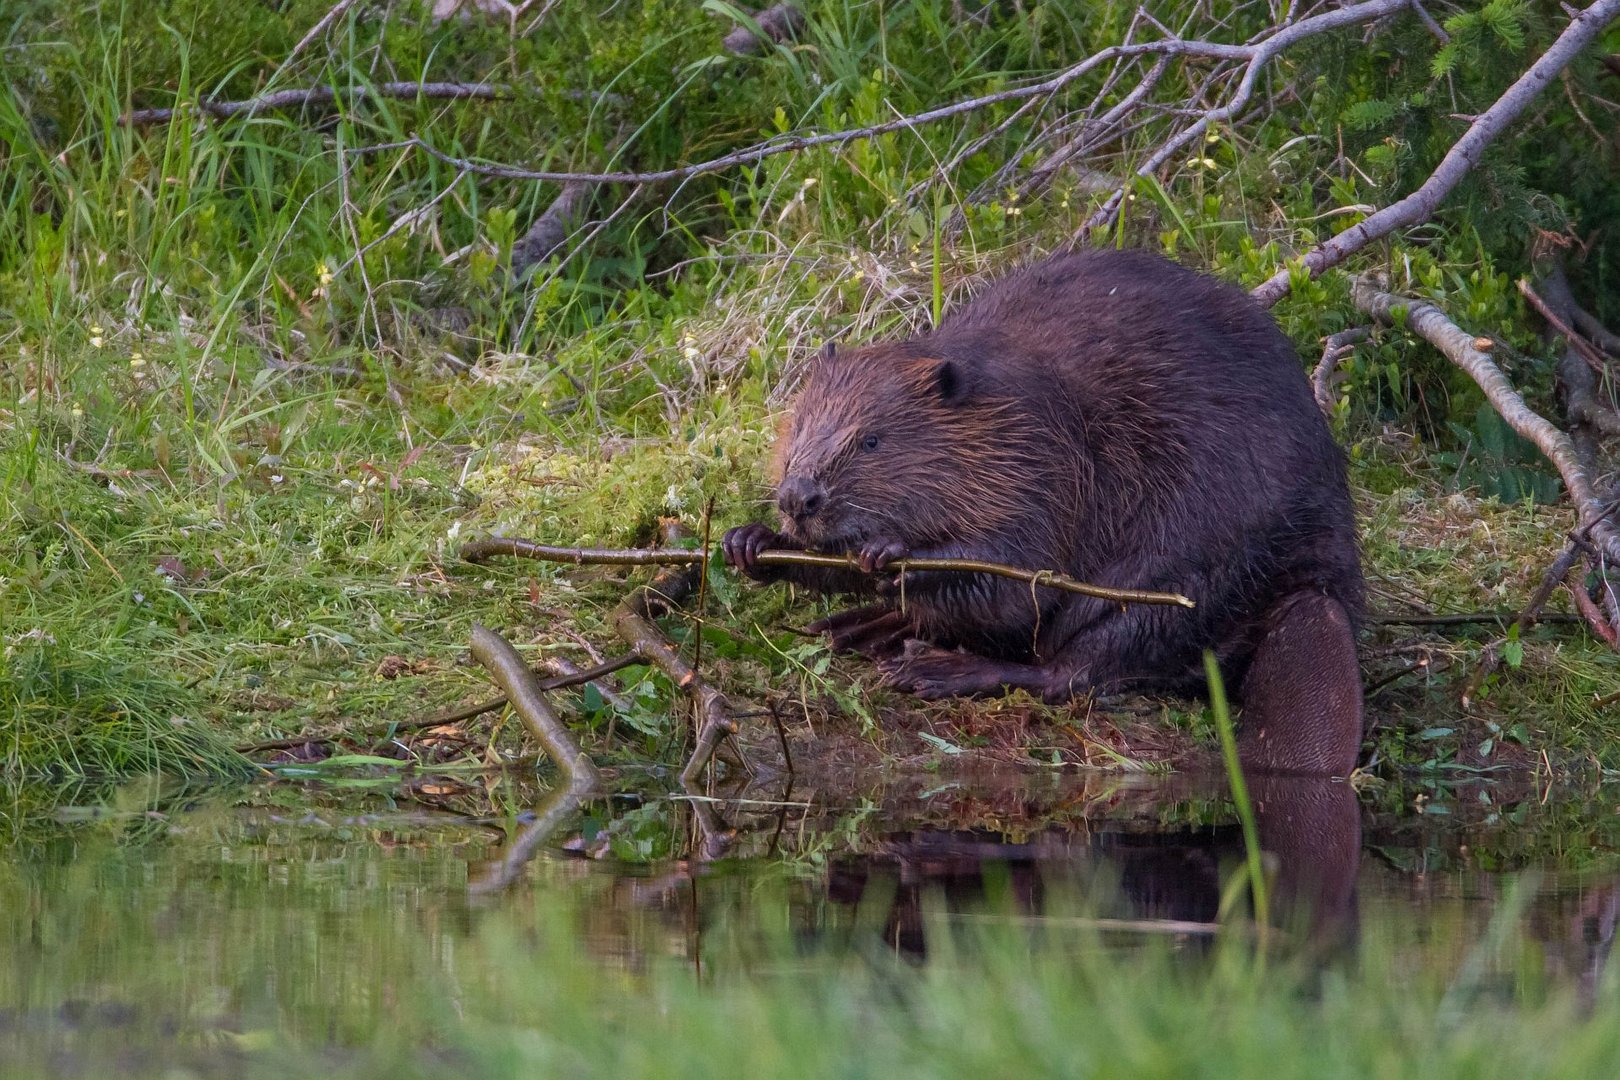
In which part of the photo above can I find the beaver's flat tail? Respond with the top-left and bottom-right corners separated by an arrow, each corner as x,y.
1237,591 -> 1363,776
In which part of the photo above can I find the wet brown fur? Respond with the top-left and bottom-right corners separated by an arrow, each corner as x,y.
727,249 -> 1366,774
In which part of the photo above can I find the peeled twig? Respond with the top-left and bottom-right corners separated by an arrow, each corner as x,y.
459,538 -> 1197,608
469,623 -> 600,787
1250,0 -> 1620,307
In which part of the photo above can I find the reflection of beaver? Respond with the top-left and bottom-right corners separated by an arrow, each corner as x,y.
724,249 -> 1364,774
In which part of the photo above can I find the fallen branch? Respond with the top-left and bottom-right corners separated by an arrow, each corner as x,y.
468,623 -> 601,788
1370,611 -> 1584,628
232,652 -> 642,755
1525,265 -> 1620,449
1312,327 -> 1371,416
120,81 -> 510,125
607,564 -> 743,785
1249,0 -> 1620,307
1350,276 -> 1619,559
459,538 -> 1197,608
722,3 -> 804,55
364,1 -> 1413,190
509,180 -> 594,278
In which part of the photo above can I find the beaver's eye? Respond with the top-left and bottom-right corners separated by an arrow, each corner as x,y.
861,434 -> 880,452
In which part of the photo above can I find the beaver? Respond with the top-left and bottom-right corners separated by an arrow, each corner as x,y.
723,248 -> 1365,775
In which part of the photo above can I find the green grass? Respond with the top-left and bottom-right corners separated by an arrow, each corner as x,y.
2,0 -> 1618,780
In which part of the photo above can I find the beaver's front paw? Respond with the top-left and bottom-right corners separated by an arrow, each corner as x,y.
855,537 -> 909,575
877,640 -> 993,699
721,523 -> 786,581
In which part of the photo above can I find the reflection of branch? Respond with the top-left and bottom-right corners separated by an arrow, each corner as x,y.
1250,0 -> 1620,307
460,538 -> 1196,608
467,781 -> 592,895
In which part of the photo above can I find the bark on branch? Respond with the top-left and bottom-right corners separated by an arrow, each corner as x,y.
469,623 -> 600,788
1350,276 -> 1620,564
1250,0 -> 1620,308
606,565 -> 743,786
459,537 -> 1197,608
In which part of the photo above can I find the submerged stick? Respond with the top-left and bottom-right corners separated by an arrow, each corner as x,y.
469,624 -> 600,789
460,538 -> 1196,609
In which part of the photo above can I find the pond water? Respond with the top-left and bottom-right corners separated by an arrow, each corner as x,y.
4,767 -> 1620,1077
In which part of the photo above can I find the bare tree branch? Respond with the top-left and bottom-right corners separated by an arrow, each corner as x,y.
1079,0 -> 1417,235
1351,276 -> 1620,564
363,1 -> 1414,189
120,81 -> 511,126
469,623 -> 600,788
1250,0 -> 1620,308
1312,327 -> 1371,416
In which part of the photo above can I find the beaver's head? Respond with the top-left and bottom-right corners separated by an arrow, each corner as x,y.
771,342 -> 1034,553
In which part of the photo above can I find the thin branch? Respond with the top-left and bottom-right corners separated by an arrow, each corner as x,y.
1250,0 -> 1620,307
362,3 -> 1414,189
1312,326 -> 1371,415
1371,611 -> 1584,627
232,653 -> 642,755
1518,277 -> 1617,377
1351,276 -> 1618,557
1081,0 -> 1415,234
459,537 -> 1197,608
283,0 -> 364,72
606,565 -> 742,786
120,81 -> 511,126
469,624 -> 600,787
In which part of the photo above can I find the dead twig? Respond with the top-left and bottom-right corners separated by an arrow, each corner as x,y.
1249,0 -> 1620,307
1312,327 -> 1371,415
469,623 -> 600,787
361,2 -> 1412,190
1350,276 -> 1620,560
607,564 -> 743,786
234,655 -> 642,756
120,81 -> 511,126
1080,0 -> 1415,235
459,538 -> 1197,608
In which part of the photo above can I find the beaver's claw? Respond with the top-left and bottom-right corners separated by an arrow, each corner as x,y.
721,523 -> 784,581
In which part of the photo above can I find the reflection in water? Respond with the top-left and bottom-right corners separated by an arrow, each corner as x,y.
3,766 -> 1620,1073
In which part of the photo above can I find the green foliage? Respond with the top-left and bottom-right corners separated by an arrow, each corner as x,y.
0,0 -> 1616,777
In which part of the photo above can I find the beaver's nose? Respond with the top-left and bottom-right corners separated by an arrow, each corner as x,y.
776,474 -> 825,523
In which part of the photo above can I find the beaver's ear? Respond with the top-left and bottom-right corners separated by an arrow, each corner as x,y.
929,358 -> 971,406
815,340 -> 837,367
